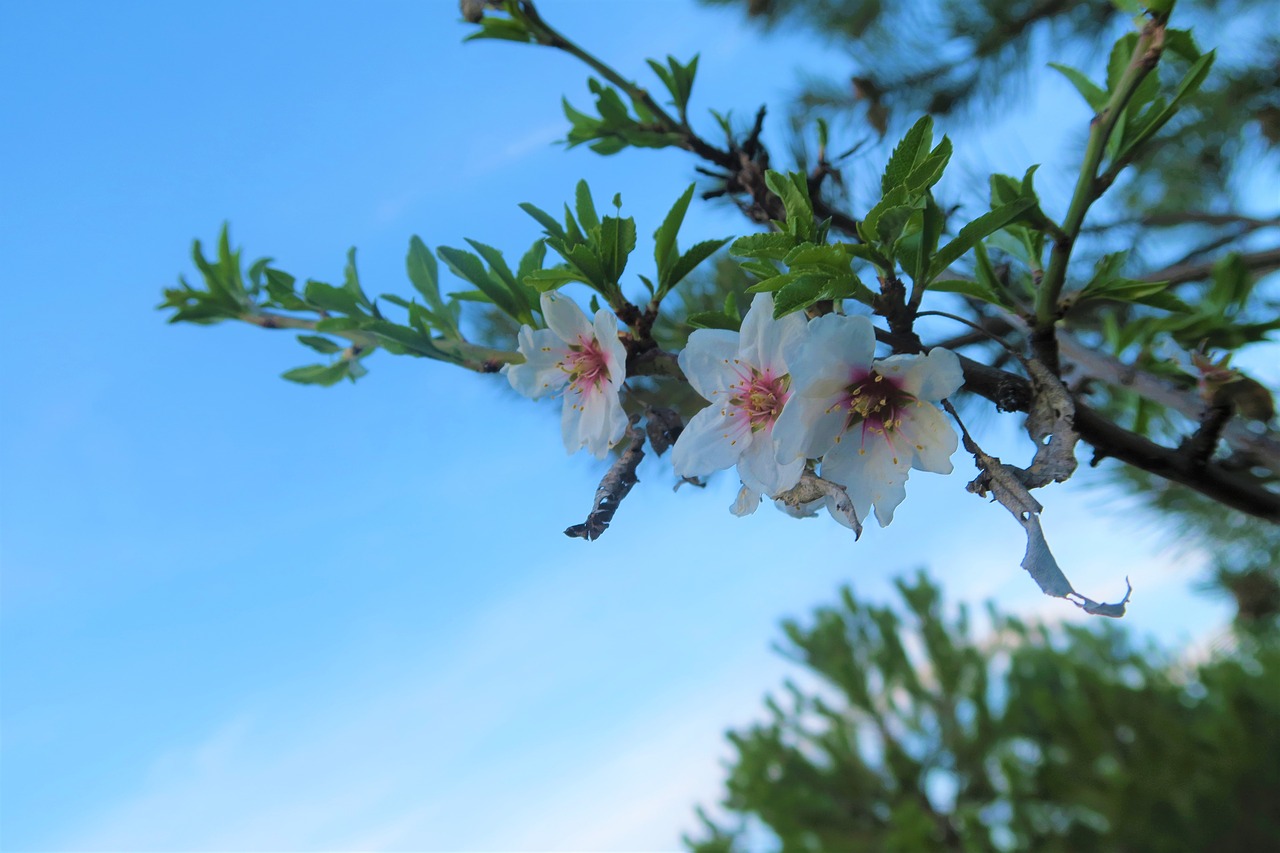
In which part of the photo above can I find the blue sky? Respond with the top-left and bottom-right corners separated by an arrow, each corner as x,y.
0,2 -> 1249,850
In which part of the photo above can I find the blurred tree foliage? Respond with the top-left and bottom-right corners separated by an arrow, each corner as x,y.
698,0 -> 1278,215
685,574 -> 1280,851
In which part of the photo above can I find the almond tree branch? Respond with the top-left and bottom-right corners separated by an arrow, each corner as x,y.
1032,15 -> 1168,370
1139,245 -> 1280,285
240,310 -> 519,373
512,1 -> 860,237
1056,331 -> 1280,472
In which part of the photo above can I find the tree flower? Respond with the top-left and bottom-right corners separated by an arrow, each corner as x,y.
672,293 -> 806,501
774,312 -> 963,527
505,291 -> 628,459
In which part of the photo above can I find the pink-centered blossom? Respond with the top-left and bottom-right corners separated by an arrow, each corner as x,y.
505,291 -> 628,459
671,293 -> 806,501
774,312 -> 963,527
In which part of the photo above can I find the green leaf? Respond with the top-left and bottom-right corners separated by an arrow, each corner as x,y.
765,170 -> 815,238
437,246 -> 523,320
304,280 -> 363,316
1049,63 -> 1107,112
574,180 -> 600,232
462,16 -> 534,44
264,268 -> 308,311
911,197 -> 944,285
1164,28 -> 1202,62
518,202 -> 567,240
467,238 -> 537,319
903,137 -> 951,193
687,311 -> 740,331
296,334 -> 343,354
730,232 -> 797,260
858,185 -> 911,247
517,239 -> 547,283
1106,33 -> 1139,94
738,259 -> 781,281
747,269 -> 803,293
1114,51 -> 1215,166
783,243 -> 852,273
928,199 -> 1035,281
655,183 -> 696,279
523,267 -> 585,292
882,116 -> 933,194
563,244 -> 606,290
929,278 -> 1013,310
599,215 -> 636,290
342,248 -> 373,310
773,273 -> 827,317
665,238 -> 729,295
282,362 -> 350,387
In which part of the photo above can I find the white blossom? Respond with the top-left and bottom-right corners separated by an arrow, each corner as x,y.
505,291 -> 628,459
774,312 -> 963,527
671,293 -> 806,503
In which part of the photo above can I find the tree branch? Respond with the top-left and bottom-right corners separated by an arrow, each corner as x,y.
1140,245 -> 1280,285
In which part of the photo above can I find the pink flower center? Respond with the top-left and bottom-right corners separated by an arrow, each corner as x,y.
560,336 -> 611,396
728,367 -> 790,433
835,370 -> 914,442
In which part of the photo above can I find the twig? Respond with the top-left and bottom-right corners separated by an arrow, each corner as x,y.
564,416 -> 647,540
1139,245 -> 1280,285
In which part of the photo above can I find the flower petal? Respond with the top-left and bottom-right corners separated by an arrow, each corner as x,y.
541,291 -> 593,344
737,428 -> 804,496
896,402 -> 957,474
505,326 -> 567,399
560,378 -> 625,459
821,433 -> 911,527
895,347 -> 964,401
738,293 -> 806,373
774,392 -> 845,463
731,483 -> 762,517
592,308 -> 628,385
679,328 -> 745,401
786,313 -> 875,389
671,404 -> 742,477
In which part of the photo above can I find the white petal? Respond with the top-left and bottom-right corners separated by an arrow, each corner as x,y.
560,381 -> 624,459
671,404 -> 742,477
506,327 -> 567,399
774,393 -> 845,463
786,313 -> 875,389
731,484 -> 762,517
896,402 -> 957,474
821,433 -> 911,528
896,347 -> 964,401
592,308 -> 629,385
541,291 -> 593,344
738,293 -> 806,373
678,328 -> 745,401
737,428 -> 804,496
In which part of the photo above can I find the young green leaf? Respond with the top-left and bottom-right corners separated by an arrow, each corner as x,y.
881,116 -> 933,194
764,170 -> 815,238
1048,63 -> 1107,112
664,238 -> 729,296
928,199 -> 1035,281
437,246 -> 523,320
730,232 -> 797,260
687,311 -> 740,331
772,273 -> 827,317
655,184 -> 696,276
296,334 -> 343,354
282,362 -> 351,387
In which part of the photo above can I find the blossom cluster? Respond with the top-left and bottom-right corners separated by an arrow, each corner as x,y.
507,291 -> 963,528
